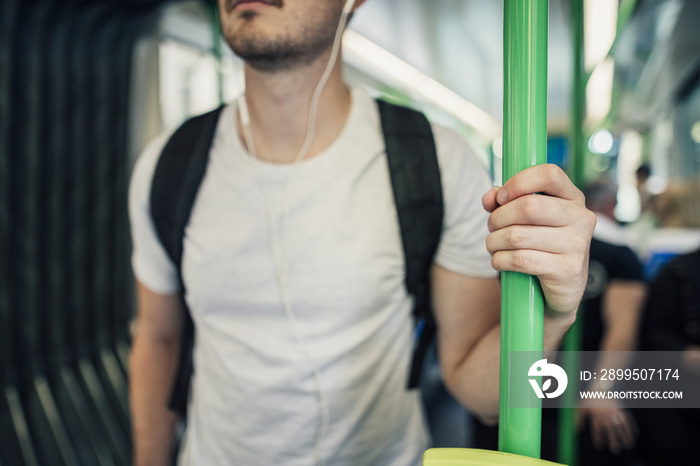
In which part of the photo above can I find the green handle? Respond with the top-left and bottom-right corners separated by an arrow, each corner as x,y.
499,0 -> 548,459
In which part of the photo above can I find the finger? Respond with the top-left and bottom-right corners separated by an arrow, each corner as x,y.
616,417 -> 636,450
603,414 -> 623,454
593,413 -> 621,453
490,248 -> 583,280
487,192 -> 583,232
606,411 -> 636,453
482,186 -> 502,213
490,248 -> 587,313
490,248 -> 552,276
498,164 -> 583,205
486,225 -> 573,255
606,425 -> 622,454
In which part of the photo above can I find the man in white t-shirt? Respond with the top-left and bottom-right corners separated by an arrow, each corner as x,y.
128,1 -> 596,465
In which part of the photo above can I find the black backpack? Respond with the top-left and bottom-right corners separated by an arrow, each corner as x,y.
150,99 -> 444,415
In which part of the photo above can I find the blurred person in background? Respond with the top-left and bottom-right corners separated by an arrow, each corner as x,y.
627,164 -> 659,257
635,165 -> 652,214
573,178 -> 647,466
637,246 -> 700,465
642,180 -> 700,280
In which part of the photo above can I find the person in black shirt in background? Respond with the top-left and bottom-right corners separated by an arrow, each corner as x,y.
637,247 -> 700,465
564,179 -> 647,465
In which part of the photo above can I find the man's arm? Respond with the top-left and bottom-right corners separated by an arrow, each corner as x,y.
129,281 -> 186,466
586,280 -> 646,385
599,280 -> 646,353
432,268 -> 577,424
435,164 -> 595,423
431,268 -> 501,423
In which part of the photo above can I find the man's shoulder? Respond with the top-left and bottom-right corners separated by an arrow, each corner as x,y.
591,237 -> 640,261
664,247 -> 700,276
351,86 -> 486,164
590,238 -> 644,281
129,131 -> 172,197
132,103 -> 235,190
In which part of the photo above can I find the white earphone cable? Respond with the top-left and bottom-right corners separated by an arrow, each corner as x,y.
237,2 -> 356,464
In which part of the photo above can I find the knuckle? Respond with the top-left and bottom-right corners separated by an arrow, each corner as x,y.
570,232 -> 590,252
485,233 -> 496,255
543,163 -> 562,181
586,209 -> 598,229
520,196 -> 541,219
491,251 -> 514,271
490,253 -> 502,271
566,256 -> 583,277
540,164 -> 562,191
487,213 -> 497,232
506,226 -> 526,248
571,206 -> 596,231
565,255 -> 587,283
510,250 -> 530,271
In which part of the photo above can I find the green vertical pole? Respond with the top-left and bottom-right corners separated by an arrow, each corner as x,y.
499,0 -> 548,459
558,1 -> 585,464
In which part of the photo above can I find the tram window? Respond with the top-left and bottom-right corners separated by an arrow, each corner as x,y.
156,1 -> 244,131
158,40 -> 220,130
128,0 -> 245,165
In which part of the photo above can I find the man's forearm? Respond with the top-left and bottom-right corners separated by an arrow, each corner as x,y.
129,333 -> 181,466
442,325 -> 501,424
445,310 -> 575,423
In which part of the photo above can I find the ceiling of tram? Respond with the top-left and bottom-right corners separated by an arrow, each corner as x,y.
350,0 -> 573,130
350,0 -> 700,134
612,0 -> 700,131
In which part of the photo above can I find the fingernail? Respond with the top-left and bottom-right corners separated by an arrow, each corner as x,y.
497,187 -> 508,205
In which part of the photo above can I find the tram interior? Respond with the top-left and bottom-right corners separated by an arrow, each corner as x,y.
1,0 -> 700,465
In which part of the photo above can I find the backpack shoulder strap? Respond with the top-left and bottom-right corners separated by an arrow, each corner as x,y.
376,99 -> 444,389
150,106 -> 225,267
149,105 -> 224,414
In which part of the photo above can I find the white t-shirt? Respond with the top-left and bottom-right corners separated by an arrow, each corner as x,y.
129,87 -> 496,466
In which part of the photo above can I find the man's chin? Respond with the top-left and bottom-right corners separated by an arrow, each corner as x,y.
236,52 -> 305,74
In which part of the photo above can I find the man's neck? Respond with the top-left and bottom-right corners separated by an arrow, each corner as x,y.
237,51 -> 351,164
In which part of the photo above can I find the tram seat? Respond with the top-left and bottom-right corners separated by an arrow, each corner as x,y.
424,447 -> 566,465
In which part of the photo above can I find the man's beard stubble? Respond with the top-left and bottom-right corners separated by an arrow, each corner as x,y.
230,33 -> 331,73
224,5 -> 341,73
